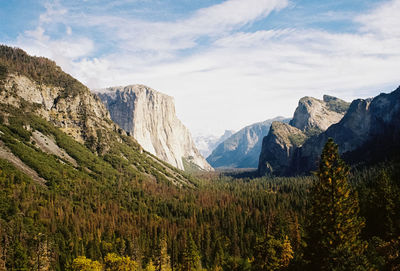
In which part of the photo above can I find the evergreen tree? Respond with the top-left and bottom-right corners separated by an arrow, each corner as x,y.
182,233 -> 200,271
211,239 -> 224,269
0,64 -> 7,82
305,138 -> 368,270
252,235 -> 281,271
369,170 -> 396,239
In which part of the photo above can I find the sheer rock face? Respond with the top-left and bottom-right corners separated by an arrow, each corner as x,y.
290,95 -> 348,134
207,117 -> 289,169
96,85 -> 213,171
0,74 -> 116,149
258,95 -> 349,176
292,87 -> 400,174
258,122 -> 306,176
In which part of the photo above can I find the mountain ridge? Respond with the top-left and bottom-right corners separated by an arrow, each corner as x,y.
0,45 -> 194,186
258,95 -> 350,176
291,86 -> 400,175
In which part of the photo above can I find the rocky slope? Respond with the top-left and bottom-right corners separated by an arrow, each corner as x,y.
1,73 -> 115,151
258,95 -> 349,175
292,87 -> 400,174
207,117 -> 289,168
96,85 -> 213,171
194,130 -> 234,158
0,45 -> 193,186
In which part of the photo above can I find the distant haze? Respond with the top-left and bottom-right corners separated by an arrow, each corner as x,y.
1,0 -> 400,135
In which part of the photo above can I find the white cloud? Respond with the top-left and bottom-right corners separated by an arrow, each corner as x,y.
66,26 -> 72,35
188,0 -> 288,32
16,26 -> 94,74
356,0 -> 400,37
11,0 -> 400,136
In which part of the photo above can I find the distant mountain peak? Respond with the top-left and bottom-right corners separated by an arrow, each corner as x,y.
207,117 -> 290,169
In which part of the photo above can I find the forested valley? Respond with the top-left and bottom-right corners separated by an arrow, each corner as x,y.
1,131 -> 399,270
0,46 -> 399,271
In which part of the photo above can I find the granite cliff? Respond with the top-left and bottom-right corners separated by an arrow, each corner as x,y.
0,45 -> 193,186
96,85 -> 213,171
292,87 -> 400,174
258,95 -> 349,175
207,117 -> 289,168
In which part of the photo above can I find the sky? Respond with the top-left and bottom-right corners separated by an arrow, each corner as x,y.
1,0 -> 400,136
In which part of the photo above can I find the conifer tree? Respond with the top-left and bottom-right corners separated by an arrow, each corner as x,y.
182,233 -> 200,271
211,239 -> 224,269
370,170 -> 396,239
252,235 -> 281,271
305,138 -> 368,270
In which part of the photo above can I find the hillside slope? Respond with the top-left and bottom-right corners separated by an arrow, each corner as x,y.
0,45 -> 193,187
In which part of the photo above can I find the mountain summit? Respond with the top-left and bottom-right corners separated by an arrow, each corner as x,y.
258,95 -> 349,176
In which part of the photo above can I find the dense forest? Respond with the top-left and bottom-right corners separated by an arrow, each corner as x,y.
0,115 -> 399,270
0,45 -> 399,270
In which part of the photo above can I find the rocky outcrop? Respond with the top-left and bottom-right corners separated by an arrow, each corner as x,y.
0,73 -> 117,152
258,95 -> 349,176
194,130 -> 234,158
292,87 -> 400,174
290,95 -> 349,134
96,85 -> 213,171
258,122 -> 306,175
207,117 -> 289,168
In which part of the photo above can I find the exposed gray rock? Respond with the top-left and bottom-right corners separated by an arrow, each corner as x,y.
292,86 -> 400,174
258,95 -> 349,176
0,74 -> 117,151
96,85 -> 213,171
290,95 -> 349,135
207,117 -> 289,168
32,130 -> 78,167
258,122 -> 306,175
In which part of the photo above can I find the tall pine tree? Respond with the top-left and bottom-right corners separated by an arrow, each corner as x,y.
305,138 -> 368,270
182,233 -> 200,271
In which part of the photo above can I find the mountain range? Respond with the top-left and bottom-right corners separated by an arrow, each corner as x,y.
258,90 -> 400,176
207,117 -> 289,168
1,44 -> 399,270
